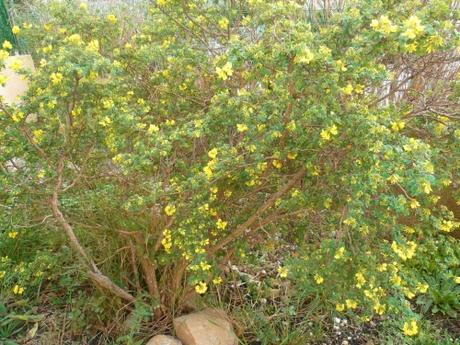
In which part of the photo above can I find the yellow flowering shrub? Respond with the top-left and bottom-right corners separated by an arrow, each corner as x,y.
0,1 -> 459,340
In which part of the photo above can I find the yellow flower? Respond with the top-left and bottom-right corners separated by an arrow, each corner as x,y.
321,124 -> 338,141
161,238 -> 172,253
377,263 -> 387,272
0,49 -> 9,61
278,266 -> 289,278
335,303 -> 345,312
148,124 -> 160,133
402,16 -> 425,40
107,14 -> 117,24
216,63 -> 233,80
323,198 -> 332,208
335,59 -> 347,72
98,116 -> 112,127
441,178 -> 451,186
218,17 -> 229,29
425,35 -> 444,53
237,123 -> 248,132
161,229 -> 172,253
391,273 -> 402,286
329,125 -> 338,136
320,128 -> 331,141
11,111 -> 24,122
286,152 -> 297,160
345,299 -> 358,310
79,2 -> 88,10
32,129 -> 44,143
391,121 -> 405,132
342,83 -> 354,95
9,58 -> 22,72
272,159 -> 282,169
213,276 -> 223,285
410,199 -> 420,209
200,261 -> 211,271
405,43 -> 418,53
354,84 -> 364,94
416,282 -> 429,293
102,99 -> 114,109
295,47 -> 314,64
0,74 -> 8,85
344,217 -> 357,227
66,34 -> 82,45
334,247 -> 345,260
355,272 -> 366,288
287,120 -> 296,131
438,219 -> 458,233
164,204 -> 176,216
224,190 -> 232,197
215,62 -> 233,80
12,284 -> 24,295
12,25 -> 20,35
43,44 -> 53,54
291,189 -> 300,198
208,148 -> 218,159
203,165 -> 213,179
421,181 -> 432,194
454,129 -> 460,139
271,131 -> 282,138
8,231 -> 18,239
403,319 -> 419,336
36,169 -> 45,179
403,287 -> 415,299
404,226 -> 415,235
216,218 -> 228,230
314,274 -> 324,284
86,39 -> 100,52
391,241 -> 417,261
454,277 -> 460,284
370,15 -> 397,35
373,302 -> 386,315
2,40 -> 12,50
387,174 -> 401,185
50,72 -> 63,85
195,281 -> 208,294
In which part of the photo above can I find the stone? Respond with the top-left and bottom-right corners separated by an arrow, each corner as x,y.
173,309 -> 238,345
146,335 -> 183,345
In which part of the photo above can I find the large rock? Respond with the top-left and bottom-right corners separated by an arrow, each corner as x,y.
146,335 -> 183,345
173,309 -> 238,345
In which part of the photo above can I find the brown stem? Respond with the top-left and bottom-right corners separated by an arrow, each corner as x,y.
119,230 -> 162,306
51,156 -> 135,303
169,259 -> 188,308
208,167 -> 306,255
128,239 -> 142,293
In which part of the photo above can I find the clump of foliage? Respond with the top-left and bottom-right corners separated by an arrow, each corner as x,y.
1,0 -> 459,341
